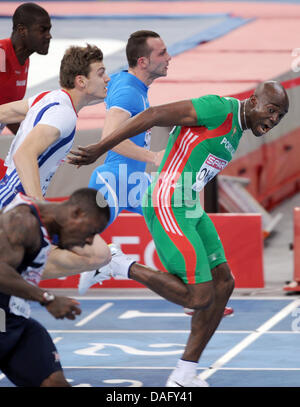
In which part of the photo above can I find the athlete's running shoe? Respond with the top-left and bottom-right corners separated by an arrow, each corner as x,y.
166,375 -> 209,387
78,244 -> 136,295
108,244 -> 136,278
223,306 -> 234,317
183,306 -> 234,317
78,264 -> 112,295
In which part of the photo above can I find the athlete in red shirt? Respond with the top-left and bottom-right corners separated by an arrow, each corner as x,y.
0,3 -> 52,135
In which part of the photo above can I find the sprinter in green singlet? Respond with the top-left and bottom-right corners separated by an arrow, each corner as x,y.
68,81 -> 289,387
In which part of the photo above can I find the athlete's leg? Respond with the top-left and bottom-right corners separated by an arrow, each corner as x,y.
126,260 -> 234,343
181,212 -> 235,359
128,194 -> 216,308
129,262 -> 214,310
40,370 -> 70,387
105,236 -> 217,387
163,213 -> 234,386
115,255 -> 233,361
105,204 -> 234,386
165,262 -> 234,387
182,262 -> 234,362
2,318 -> 67,387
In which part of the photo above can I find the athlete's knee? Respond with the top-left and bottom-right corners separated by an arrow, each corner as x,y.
192,291 -> 214,310
40,370 -> 70,387
212,262 -> 235,297
186,282 -> 214,310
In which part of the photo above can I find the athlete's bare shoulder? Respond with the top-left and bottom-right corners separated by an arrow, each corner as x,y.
0,205 -> 42,266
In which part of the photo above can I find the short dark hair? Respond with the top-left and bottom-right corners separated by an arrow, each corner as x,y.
68,188 -> 110,223
59,44 -> 103,89
126,30 -> 160,68
12,3 -> 50,31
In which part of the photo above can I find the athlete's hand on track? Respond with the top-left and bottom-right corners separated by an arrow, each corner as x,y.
46,296 -> 81,320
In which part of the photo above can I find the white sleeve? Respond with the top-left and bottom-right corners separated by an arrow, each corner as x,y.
28,94 -> 39,108
0,122 -> 5,134
36,104 -> 76,138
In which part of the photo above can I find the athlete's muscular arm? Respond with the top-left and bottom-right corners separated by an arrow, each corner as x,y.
101,107 -> 162,164
0,207 -> 47,301
41,234 -> 111,279
68,100 -> 197,166
13,124 -> 60,200
0,99 -> 29,126
0,206 -> 81,320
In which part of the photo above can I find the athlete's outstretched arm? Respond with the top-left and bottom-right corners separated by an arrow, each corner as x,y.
68,100 -> 198,166
0,99 -> 29,126
100,107 -> 163,165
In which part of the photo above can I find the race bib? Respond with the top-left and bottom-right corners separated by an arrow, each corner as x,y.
192,153 -> 228,192
9,296 -> 31,319
144,129 -> 151,150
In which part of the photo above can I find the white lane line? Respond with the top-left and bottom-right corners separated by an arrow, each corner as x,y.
0,374 -> 5,381
53,337 -> 63,344
75,302 -> 114,327
63,366 -> 178,370
119,310 -> 188,319
61,366 -> 300,371
71,296 -> 294,300
200,298 -> 300,381
216,367 -> 300,371
47,329 -> 251,334
47,329 -> 298,334
74,296 -> 163,300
